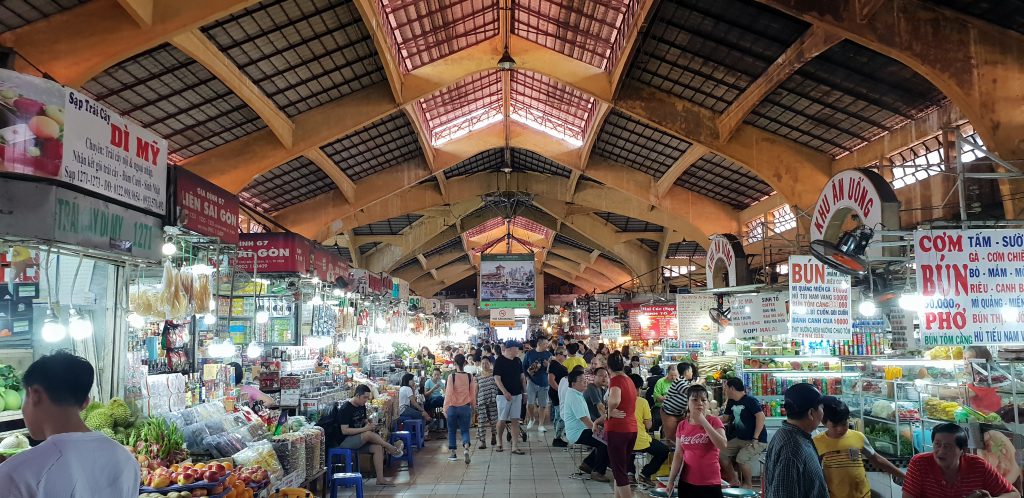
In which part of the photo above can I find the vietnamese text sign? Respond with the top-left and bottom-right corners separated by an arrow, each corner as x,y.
788,255 -> 852,339
676,294 -> 716,341
0,70 -> 168,214
914,229 -> 1024,346
729,292 -> 789,340
600,316 -> 621,339
176,169 -> 239,244
236,233 -> 312,274
888,308 -> 917,351
479,254 -> 536,309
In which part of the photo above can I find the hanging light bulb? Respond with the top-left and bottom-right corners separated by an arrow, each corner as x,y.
898,293 -> 924,311
858,300 -> 877,317
333,287 -> 343,296
255,306 -> 270,324
375,316 -> 386,328
203,313 -> 217,325
311,276 -> 321,285
310,294 -> 324,306
68,308 -> 93,340
246,340 -> 263,358
126,312 -> 146,329
161,239 -> 177,256
41,310 -> 67,343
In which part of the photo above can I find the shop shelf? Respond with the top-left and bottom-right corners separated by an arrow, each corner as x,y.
0,411 -> 23,423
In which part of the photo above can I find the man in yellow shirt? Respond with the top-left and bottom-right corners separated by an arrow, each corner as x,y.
813,396 -> 905,498
562,342 -> 588,373
628,374 -> 670,487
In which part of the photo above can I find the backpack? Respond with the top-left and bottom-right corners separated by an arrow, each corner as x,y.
316,401 -> 346,448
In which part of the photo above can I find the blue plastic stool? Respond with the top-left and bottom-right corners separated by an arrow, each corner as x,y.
403,419 -> 425,450
722,487 -> 759,497
387,431 -> 414,468
324,448 -> 355,490
328,472 -> 363,498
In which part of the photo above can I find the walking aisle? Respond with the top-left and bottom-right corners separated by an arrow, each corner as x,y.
355,428 -> 656,497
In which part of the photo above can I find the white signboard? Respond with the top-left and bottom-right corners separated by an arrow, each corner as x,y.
914,229 -> 1024,346
600,316 -> 621,340
888,308 -> 917,351
788,255 -> 852,339
676,293 -> 717,341
490,308 -> 516,328
729,292 -> 789,340
810,169 -> 898,259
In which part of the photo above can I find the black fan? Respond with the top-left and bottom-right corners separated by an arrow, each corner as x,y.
709,307 -> 731,327
810,226 -> 874,277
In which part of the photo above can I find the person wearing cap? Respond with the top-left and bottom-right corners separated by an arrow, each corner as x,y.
493,339 -> 527,454
902,423 -> 1018,498
763,382 -> 829,498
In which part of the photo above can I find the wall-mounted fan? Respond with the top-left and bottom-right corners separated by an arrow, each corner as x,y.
810,226 -> 874,277
709,307 -> 731,327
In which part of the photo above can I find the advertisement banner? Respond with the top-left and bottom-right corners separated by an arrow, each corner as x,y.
629,304 -> 677,340
600,316 -> 621,339
310,246 -> 350,282
914,229 -> 1024,346
676,293 -> 717,341
479,254 -> 536,309
0,179 -> 162,261
235,233 -> 312,274
175,169 -> 239,244
788,255 -> 852,339
729,292 -> 789,340
490,308 -> 516,328
0,69 -> 168,214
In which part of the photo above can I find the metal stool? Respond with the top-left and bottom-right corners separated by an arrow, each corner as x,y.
567,444 -> 590,480
387,431 -> 414,468
328,472 -> 363,498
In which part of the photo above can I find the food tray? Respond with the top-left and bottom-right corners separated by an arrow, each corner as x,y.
138,471 -> 232,494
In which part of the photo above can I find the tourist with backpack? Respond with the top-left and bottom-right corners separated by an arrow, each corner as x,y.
443,354 -> 477,463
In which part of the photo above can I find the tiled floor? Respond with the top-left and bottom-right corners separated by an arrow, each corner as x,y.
335,427 -> 659,497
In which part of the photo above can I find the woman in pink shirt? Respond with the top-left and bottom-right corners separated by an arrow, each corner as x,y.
665,384 -> 728,498
443,354 -> 477,464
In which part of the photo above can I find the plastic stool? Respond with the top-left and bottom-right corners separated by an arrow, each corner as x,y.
324,448 -> 355,490
722,487 -> 759,497
396,418 -> 424,450
328,472 -> 363,498
388,431 -> 415,468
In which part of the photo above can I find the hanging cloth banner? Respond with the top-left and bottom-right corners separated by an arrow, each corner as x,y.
914,229 -> 1024,346
729,292 -> 789,340
676,293 -> 717,341
788,255 -> 852,340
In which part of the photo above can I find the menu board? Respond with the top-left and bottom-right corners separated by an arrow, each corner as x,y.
914,229 -> 1024,346
676,293 -> 716,341
729,292 -> 789,340
788,255 -> 852,340
888,308 -> 917,350
600,316 -> 621,339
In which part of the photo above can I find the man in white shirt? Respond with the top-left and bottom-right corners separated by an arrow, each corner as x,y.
0,351 -> 139,498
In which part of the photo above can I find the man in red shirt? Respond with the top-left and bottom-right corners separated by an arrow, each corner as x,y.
902,423 -> 1018,498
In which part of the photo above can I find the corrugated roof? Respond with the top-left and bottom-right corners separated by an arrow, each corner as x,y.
241,156 -> 334,213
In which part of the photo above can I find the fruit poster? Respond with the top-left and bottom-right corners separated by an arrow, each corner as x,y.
788,255 -> 852,340
676,293 -> 717,341
914,229 -> 1024,346
0,69 -> 168,214
729,292 -> 789,340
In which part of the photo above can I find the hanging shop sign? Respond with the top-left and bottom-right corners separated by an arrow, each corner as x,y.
705,234 -> 748,289
479,254 -> 536,309
392,278 -> 409,301
788,255 -> 852,340
235,233 -> 312,274
490,308 -> 516,328
350,269 -> 393,296
810,168 -> 899,257
887,308 -> 917,351
174,169 -> 239,244
914,229 -> 1024,346
676,293 -> 717,341
629,304 -> 678,340
600,316 -> 621,339
310,245 -> 350,282
729,292 -> 789,340
0,179 -> 163,261
0,69 -> 168,214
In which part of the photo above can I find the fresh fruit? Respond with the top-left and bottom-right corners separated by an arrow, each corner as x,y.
2,388 -> 21,411
106,397 -> 133,427
177,472 -> 195,485
150,475 -> 171,488
211,462 -> 226,475
84,410 -> 114,430
0,433 -> 29,450
43,105 -> 64,125
12,98 -> 43,117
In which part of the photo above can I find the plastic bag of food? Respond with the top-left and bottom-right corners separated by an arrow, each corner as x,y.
203,432 -> 247,459
232,441 -> 284,482
182,422 -> 212,452
269,433 -> 305,481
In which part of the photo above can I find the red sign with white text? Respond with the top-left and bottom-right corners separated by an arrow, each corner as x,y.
235,233 -> 311,274
630,305 -> 678,340
311,246 -> 351,282
175,169 -> 239,244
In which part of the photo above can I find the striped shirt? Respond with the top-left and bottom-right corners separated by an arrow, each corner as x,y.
902,453 -> 1014,498
661,378 -> 693,416
764,421 -> 830,498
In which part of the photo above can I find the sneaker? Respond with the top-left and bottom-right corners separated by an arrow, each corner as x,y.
538,425 -> 547,433
448,451 -> 458,461
526,420 -> 535,430
478,441 -> 487,450
464,445 -> 471,464
552,438 -> 568,448
590,471 -> 611,483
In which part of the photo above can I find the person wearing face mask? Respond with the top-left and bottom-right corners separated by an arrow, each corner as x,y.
902,423 -> 1018,498
664,384 -> 728,498
763,383 -> 830,498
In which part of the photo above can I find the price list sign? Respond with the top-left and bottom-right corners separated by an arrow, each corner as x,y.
729,292 -> 789,340
788,255 -> 852,340
676,294 -> 716,341
914,229 -> 1024,346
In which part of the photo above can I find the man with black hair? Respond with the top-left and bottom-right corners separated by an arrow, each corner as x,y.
902,423 -> 1017,498
720,377 -> 767,488
763,382 -> 829,498
584,367 -> 610,420
814,396 -> 904,498
563,342 -> 587,372
548,347 -> 570,447
0,351 -> 138,497
337,384 -> 405,487
523,336 -> 553,432
561,368 -> 611,482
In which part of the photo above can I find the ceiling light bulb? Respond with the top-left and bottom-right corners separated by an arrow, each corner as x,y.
497,48 -> 517,70
126,312 -> 146,329
561,316 -> 569,323
246,340 -> 262,358
161,241 -> 177,256
310,294 -> 324,306
858,300 -> 877,317
311,276 -> 321,284
376,316 -> 386,328
42,313 -> 67,343
68,309 -> 93,340
255,307 -> 270,324
204,313 -> 217,325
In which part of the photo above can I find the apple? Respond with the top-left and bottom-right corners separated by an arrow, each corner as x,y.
151,475 -> 171,488
177,473 -> 195,485
12,98 -> 43,117
211,463 -> 226,475
203,470 -> 219,483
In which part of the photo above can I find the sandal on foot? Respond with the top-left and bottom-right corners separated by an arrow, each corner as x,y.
389,440 -> 405,457
510,448 -> 526,455
495,446 -> 504,452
